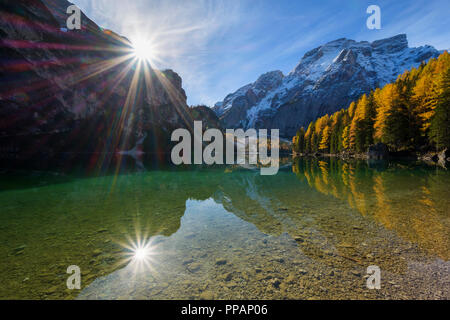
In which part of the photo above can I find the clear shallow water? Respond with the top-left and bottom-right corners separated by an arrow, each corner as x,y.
0,158 -> 449,300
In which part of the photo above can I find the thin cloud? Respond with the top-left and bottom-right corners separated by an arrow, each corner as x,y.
71,0 -> 450,106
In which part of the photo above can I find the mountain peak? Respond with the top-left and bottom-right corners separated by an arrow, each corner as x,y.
254,71 -> 284,90
371,34 -> 408,53
215,34 -> 440,137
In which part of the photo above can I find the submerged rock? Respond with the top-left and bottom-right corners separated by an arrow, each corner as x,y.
272,256 -> 285,264
12,245 -> 27,255
182,258 -> 194,265
222,273 -> 233,282
298,269 -> 308,275
187,263 -> 201,273
271,279 -> 281,289
215,259 -> 227,266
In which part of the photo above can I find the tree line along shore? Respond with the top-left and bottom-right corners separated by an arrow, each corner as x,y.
292,52 -> 450,164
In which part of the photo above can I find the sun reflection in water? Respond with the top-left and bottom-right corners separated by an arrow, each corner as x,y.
134,247 -> 150,261
120,235 -> 162,274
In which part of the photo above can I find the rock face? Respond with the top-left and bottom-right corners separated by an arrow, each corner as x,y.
367,143 -> 389,160
189,105 -> 222,130
214,34 -> 441,137
213,71 -> 284,125
419,149 -> 449,166
438,148 -> 449,163
0,0 -> 192,168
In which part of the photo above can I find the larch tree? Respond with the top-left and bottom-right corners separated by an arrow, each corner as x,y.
319,125 -> 331,151
342,125 -> 350,150
429,65 -> 450,149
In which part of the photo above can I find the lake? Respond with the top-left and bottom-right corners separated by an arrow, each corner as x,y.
0,157 -> 448,299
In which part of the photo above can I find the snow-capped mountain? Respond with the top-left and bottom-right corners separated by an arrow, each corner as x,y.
214,34 -> 441,137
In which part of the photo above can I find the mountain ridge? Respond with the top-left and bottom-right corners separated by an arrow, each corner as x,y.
214,34 -> 442,137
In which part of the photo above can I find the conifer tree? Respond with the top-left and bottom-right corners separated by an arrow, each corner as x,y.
305,122 -> 315,153
329,111 -> 344,154
374,84 -> 400,146
363,92 -> 377,148
319,125 -> 331,151
413,58 -> 440,137
429,66 -> 450,149
342,125 -> 350,150
350,95 -> 369,152
293,127 -> 306,153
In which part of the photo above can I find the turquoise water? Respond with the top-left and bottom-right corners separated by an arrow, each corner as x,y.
0,158 -> 449,299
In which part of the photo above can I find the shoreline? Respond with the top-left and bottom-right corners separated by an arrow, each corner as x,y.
292,149 -> 450,167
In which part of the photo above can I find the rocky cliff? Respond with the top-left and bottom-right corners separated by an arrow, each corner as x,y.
189,105 -> 222,130
214,34 -> 441,137
0,0 -> 192,169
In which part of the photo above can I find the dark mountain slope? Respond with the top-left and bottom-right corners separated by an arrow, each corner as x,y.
0,0 -> 192,170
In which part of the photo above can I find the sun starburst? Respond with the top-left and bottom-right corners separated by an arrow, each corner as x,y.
131,38 -> 155,62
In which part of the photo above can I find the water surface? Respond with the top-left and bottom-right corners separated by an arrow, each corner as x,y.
0,158 -> 449,299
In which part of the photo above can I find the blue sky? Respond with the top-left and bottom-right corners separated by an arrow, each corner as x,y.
71,0 -> 450,106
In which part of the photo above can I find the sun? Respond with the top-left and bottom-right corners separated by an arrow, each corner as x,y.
132,38 -> 154,62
